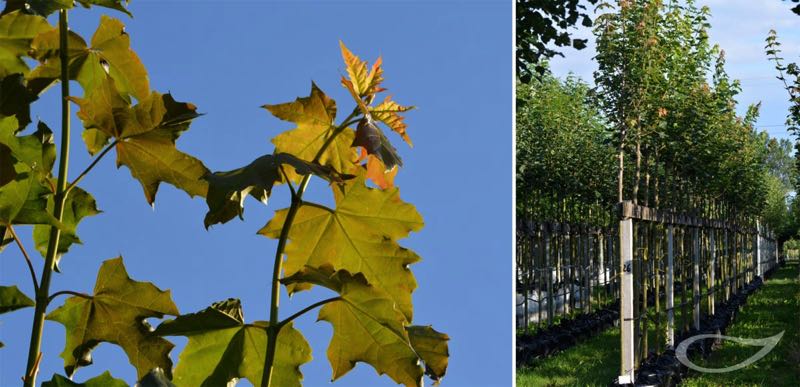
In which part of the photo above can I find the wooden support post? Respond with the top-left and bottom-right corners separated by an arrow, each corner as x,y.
545,227 -> 554,326
755,223 -> 762,277
693,227 -> 700,330
619,218 -> 635,384
709,229 -> 716,316
666,224 -> 675,348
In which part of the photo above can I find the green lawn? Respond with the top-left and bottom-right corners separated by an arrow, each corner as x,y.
516,262 -> 799,387
682,262 -> 800,386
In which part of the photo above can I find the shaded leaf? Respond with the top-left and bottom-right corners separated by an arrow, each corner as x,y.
282,266 -> 424,387
0,225 -> 12,252
259,172 -> 423,321
265,82 -> 357,182
353,116 -> 402,170
41,371 -> 127,387
407,325 -> 449,383
28,15 -> 148,99
154,298 -> 311,387
1,73 -> 37,130
0,117 -> 63,228
76,0 -> 132,17
33,185 -> 100,264
0,142 -> 15,186
0,284 -> 34,313
137,368 -> 174,387
47,257 -> 179,378
2,0 -> 73,17
203,152 -> 352,228
71,76 -> 209,204
0,10 -> 50,77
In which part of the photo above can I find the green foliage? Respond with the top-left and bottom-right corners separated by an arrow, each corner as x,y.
154,299 -> 311,387
0,4 -> 446,387
516,0 -> 599,81
47,257 -> 179,378
42,372 -> 127,387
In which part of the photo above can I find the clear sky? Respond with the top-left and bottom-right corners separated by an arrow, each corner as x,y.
0,1 -> 512,386
549,0 -> 800,143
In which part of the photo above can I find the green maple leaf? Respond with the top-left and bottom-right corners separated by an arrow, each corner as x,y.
282,266 -> 449,387
406,325 -> 449,384
28,15 -> 148,98
260,172 -> 423,321
47,257 -> 179,378
204,152 -> 352,228
264,82 -> 357,182
2,1 -> 74,17
33,184 -> 100,265
41,372 -> 127,387
154,298 -> 311,387
0,284 -> 34,314
0,10 -> 50,77
71,76 -> 209,205
0,117 -> 64,229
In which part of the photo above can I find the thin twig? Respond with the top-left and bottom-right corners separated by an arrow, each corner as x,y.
47,290 -> 92,304
279,164 -> 296,198
66,139 -> 118,194
278,297 -> 341,328
8,225 -> 39,293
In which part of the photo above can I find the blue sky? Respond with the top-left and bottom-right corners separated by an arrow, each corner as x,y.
0,1 -> 512,386
549,0 -> 800,143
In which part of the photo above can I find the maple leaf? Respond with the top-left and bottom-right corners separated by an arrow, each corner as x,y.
260,172 -> 423,321
264,82 -> 357,182
0,117 -> 64,229
33,184 -> 100,267
1,73 -> 38,131
41,372 -> 127,387
362,152 -> 398,189
353,116 -> 402,171
282,266 -> 449,387
46,257 -> 179,378
339,41 -> 384,98
407,325 -> 450,384
370,96 -> 414,146
154,298 -> 311,387
2,0 -> 73,17
28,15 -> 148,99
203,152 -> 352,228
0,284 -> 34,314
0,11 -> 50,77
70,76 -> 209,205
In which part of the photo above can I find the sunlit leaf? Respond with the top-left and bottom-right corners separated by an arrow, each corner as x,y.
363,153 -> 398,190
265,82 -> 357,182
41,372 -> 127,387
370,96 -> 414,146
0,10 -> 50,77
46,257 -> 179,378
154,298 -> 311,387
203,152 -> 352,228
71,76 -> 209,204
282,266 -> 424,387
0,284 -> 34,314
260,172 -> 423,321
28,15 -> 148,98
339,41 -> 384,98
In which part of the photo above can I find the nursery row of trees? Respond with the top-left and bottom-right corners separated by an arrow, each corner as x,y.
517,0 -> 797,240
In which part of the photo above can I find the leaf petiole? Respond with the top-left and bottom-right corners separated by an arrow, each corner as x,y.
65,140 -> 119,194
277,296 -> 341,329
47,290 -> 92,304
7,224 -> 39,293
